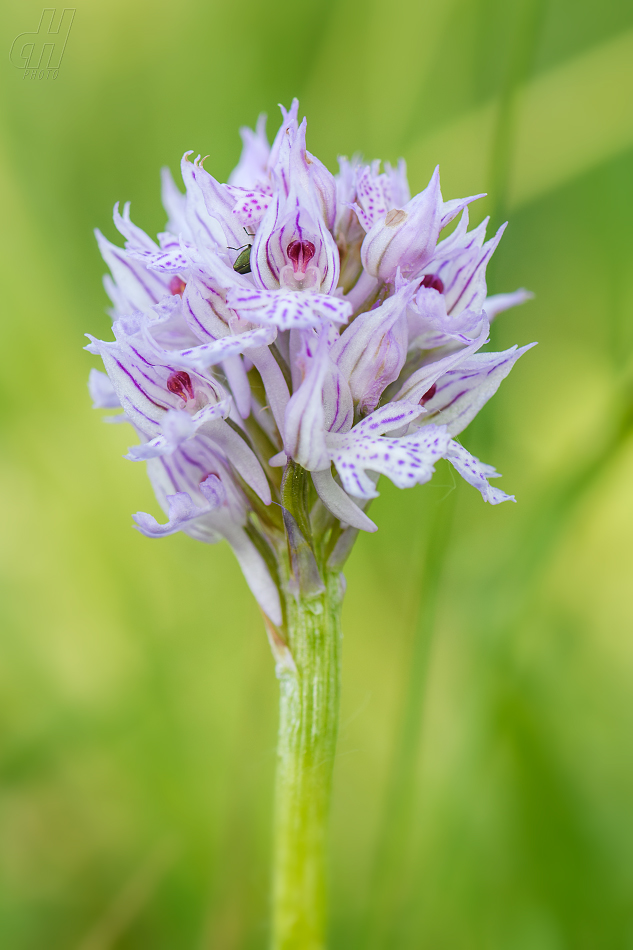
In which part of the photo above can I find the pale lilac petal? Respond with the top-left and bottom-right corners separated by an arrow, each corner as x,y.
445,441 -> 515,504
484,288 -> 534,321
311,467 -> 377,532
288,325 -> 319,391
227,287 -> 351,330
222,355 -> 252,419
129,236 -> 191,275
176,325 -> 277,372
322,360 -> 354,434
146,438 -> 245,528
432,207 -> 472,258
440,192 -> 486,229
335,155 -> 359,209
88,368 -> 120,409
328,422 -> 450,498
247,345 -> 290,439
133,493 -> 205,537
102,273 -> 128,317
431,221 -> 504,316
127,409 -> 195,461
407,285 -> 487,350
273,113 -> 336,223
126,398 -> 231,461
352,401 -> 425,437
352,161 -> 392,232
331,282 -> 412,413
230,189 -> 272,230
179,155 -> 229,250
265,114 -> 338,229
419,343 -> 536,436
129,294 -> 202,353
335,155 -> 367,251
185,154 -> 246,248
161,166 -> 190,238
223,524 -> 282,625
393,325 -> 490,404
143,413 -> 270,513
197,471 -> 229,507
203,419 -> 272,505
268,99 -> 300,174
305,148 -> 337,231
95,229 -> 170,314
284,332 -> 330,471
228,113 -> 270,190
181,275 -> 234,341
384,158 -> 411,207
133,474 -> 226,537
113,201 -> 158,252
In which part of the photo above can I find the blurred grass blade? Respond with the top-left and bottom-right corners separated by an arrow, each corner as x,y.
406,27 -> 633,207
360,488 -> 457,950
486,0 -> 549,233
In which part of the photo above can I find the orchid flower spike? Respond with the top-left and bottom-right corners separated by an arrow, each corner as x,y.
87,100 -> 534,626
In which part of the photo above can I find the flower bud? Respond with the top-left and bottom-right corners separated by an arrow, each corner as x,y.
331,281 -> 413,415
361,167 -> 482,283
360,168 -> 442,282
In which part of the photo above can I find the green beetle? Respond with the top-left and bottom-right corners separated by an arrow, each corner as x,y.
232,243 -> 252,275
230,230 -> 255,274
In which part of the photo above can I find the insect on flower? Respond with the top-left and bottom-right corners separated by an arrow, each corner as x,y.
229,229 -> 255,274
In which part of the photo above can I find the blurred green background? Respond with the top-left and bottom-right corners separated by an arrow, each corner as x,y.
2,0 -> 633,947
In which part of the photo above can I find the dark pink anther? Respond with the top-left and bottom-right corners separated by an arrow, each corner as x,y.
169,276 -> 186,296
421,274 -> 444,293
286,240 -> 316,276
419,383 -> 437,405
167,370 -> 194,402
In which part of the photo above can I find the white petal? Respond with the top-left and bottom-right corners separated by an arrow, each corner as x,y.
312,468 -> 377,532
445,441 -> 515,504
88,368 -> 120,409
329,423 -> 450,499
227,287 -> 351,331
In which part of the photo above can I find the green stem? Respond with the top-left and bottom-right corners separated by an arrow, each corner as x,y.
271,571 -> 344,950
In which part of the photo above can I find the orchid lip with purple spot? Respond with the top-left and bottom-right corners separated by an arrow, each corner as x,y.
167,370 -> 195,403
287,240 -> 316,276
419,383 -> 437,405
421,273 -> 444,293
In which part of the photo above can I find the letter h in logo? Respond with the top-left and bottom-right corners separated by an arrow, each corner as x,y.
10,9 -> 75,76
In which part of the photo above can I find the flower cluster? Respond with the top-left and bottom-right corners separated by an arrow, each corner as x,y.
87,100 -> 533,627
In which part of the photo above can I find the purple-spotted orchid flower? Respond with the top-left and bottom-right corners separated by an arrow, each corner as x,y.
360,165 -> 485,283
87,99 -> 534,626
